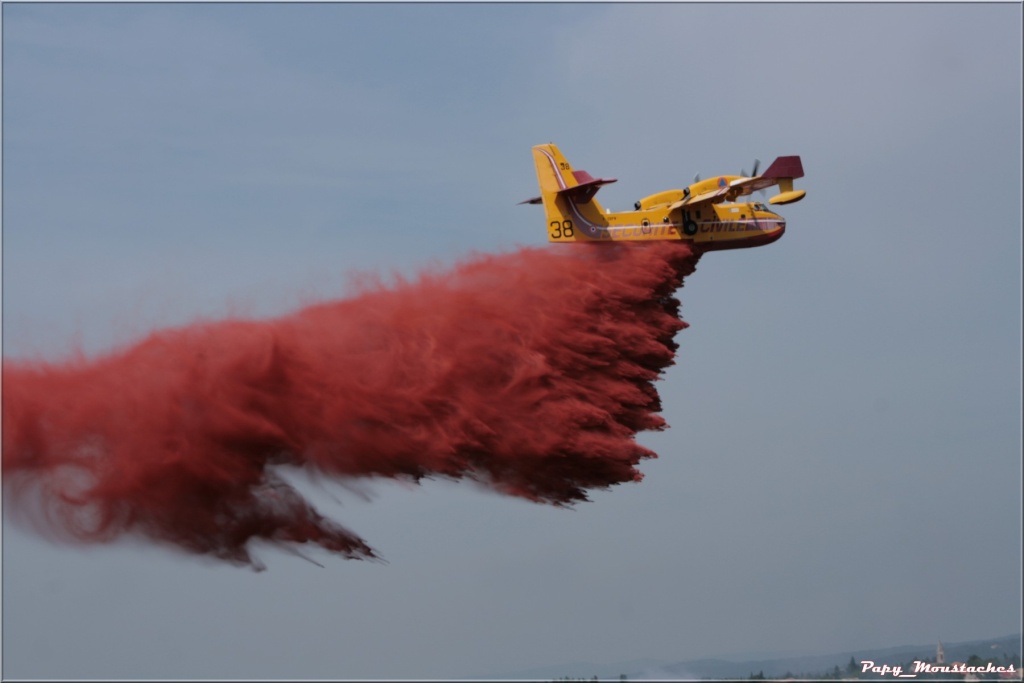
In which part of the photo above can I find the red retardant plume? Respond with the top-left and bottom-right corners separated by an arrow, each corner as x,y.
3,242 -> 700,569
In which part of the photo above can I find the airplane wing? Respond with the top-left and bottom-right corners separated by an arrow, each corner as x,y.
727,156 -> 805,197
729,176 -> 777,196
666,186 -> 729,212
668,156 -> 806,210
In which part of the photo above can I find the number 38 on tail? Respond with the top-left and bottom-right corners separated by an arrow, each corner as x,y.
521,143 -> 806,250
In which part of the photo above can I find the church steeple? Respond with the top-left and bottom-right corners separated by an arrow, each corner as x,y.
936,640 -> 945,664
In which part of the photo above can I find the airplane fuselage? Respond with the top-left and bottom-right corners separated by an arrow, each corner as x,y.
548,195 -> 785,251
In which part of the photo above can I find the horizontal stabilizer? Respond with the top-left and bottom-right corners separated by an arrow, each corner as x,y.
562,170 -> 617,204
520,169 -> 616,206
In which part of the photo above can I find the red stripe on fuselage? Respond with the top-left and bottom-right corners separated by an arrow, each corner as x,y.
697,227 -> 785,251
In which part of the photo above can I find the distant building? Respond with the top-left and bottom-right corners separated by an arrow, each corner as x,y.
937,641 -> 945,665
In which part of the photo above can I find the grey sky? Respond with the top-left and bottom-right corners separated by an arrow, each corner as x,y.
2,3 -> 1021,680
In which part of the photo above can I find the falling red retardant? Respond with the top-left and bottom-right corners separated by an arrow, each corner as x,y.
2,242 -> 700,569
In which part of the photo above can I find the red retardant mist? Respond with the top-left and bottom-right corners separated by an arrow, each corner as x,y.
2,242 -> 700,569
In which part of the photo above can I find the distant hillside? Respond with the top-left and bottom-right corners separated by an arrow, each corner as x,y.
628,634 -> 1021,680
480,634 -> 1021,680
483,658 -> 669,681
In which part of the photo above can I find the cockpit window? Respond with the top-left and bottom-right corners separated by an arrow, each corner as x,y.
753,203 -> 766,211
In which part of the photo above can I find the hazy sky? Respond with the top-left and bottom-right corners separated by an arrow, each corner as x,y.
2,3 -> 1021,679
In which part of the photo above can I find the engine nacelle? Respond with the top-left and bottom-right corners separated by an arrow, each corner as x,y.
635,189 -> 685,211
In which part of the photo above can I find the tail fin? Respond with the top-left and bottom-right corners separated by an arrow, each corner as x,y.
524,143 -> 615,240
532,143 -> 573,195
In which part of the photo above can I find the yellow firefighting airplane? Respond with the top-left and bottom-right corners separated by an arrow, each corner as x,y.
521,143 -> 805,250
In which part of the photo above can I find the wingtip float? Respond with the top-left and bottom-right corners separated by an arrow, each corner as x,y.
523,143 -> 806,250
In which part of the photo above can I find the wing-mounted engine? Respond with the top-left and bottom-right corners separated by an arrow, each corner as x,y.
635,189 -> 686,211
636,178 -> 734,212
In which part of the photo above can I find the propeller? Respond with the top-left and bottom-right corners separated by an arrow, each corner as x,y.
751,159 -> 768,200
738,159 -> 767,203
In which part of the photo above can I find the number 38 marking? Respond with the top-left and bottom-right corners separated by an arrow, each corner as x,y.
550,219 -> 575,239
